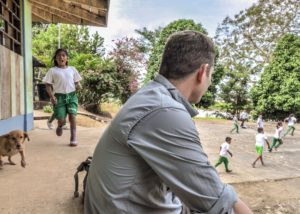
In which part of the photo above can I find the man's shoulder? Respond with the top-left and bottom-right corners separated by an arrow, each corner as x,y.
117,83 -> 189,125
137,83 -> 184,108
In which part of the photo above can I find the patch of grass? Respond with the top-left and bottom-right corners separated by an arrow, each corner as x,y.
193,117 -> 227,121
101,102 -> 121,115
43,105 -> 53,113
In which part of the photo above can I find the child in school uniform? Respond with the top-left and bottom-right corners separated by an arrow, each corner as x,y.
240,111 -> 249,128
215,137 -> 233,173
283,114 -> 297,137
230,115 -> 239,134
252,128 -> 270,168
257,114 -> 264,129
43,48 -> 82,147
269,122 -> 284,152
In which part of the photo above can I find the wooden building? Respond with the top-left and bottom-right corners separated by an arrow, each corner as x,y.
0,0 -> 109,134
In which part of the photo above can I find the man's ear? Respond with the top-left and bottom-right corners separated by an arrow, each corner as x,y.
196,64 -> 210,83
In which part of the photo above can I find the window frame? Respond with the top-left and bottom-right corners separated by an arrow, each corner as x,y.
0,0 -> 22,55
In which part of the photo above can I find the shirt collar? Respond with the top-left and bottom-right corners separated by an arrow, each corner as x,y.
154,75 -> 198,117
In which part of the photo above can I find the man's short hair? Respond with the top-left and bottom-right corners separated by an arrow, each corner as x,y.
159,30 -> 215,80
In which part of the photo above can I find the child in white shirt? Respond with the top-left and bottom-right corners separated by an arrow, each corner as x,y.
43,48 -> 82,147
257,114 -> 264,128
230,115 -> 239,134
215,137 -> 233,173
252,128 -> 270,168
283,114 -> 297,136
269,122 -> 284,152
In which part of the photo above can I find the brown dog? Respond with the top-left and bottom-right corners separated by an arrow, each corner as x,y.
0,130 -> 30,169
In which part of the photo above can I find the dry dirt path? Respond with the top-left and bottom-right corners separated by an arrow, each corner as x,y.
0,118 -> 299,213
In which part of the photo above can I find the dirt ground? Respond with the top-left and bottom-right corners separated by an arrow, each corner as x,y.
0,116 -> 299,214
197,119 -> 300,214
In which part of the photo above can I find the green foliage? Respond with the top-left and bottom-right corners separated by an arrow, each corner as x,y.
211,102 -> 234,112
0,19 -> 4,30
218,65 -> 250,114
32,24 -> 105,68
251,34 -> 300,119
197,62 -> 225,108
135,27 -> 163,54
77,56 -> 121,105
215,0 -> 300,113
43,105 -> 53,113
145,19 -> 208,83
215,0 -> 300,74
109,37 -> 147,103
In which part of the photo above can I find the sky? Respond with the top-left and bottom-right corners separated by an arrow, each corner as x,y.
93,0 -> 258,49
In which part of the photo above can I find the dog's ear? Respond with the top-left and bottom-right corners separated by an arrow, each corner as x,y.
24,132 -> 30,141
4,135 -> 12,151
3,134 -> 10,139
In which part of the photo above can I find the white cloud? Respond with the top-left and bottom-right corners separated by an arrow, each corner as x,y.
91,0 -> 259,48
91,0 -> 140,49
217,0 -> 257,12
96,16 -> 139,43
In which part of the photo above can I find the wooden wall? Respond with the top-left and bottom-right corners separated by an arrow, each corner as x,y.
0,0 -> 33,134
0,45 -> 24,120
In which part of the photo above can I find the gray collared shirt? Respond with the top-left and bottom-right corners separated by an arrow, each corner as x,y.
84,75 -> 237,214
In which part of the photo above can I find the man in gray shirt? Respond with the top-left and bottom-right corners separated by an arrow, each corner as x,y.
84,31 -> 252,214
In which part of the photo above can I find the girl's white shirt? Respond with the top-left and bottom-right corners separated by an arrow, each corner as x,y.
43,66 -> 82,94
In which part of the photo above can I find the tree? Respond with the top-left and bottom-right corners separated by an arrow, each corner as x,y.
135,27 -> 162,54
215,0 -> 300,74
74,55 -> 120,109
32,24 -> 105,67
215,0 -> 300,113
218,65 -> 250,114
251,34 -> 300,119
109,37 -> 147,103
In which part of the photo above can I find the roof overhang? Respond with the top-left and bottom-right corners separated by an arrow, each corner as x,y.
30,0 -> 109,27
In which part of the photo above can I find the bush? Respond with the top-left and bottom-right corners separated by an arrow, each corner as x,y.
43,105 -> 53,113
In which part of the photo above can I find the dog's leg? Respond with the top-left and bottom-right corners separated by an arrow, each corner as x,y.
19,150 -> 26,168
0,156 -> 3,169
8,156 -> 16,165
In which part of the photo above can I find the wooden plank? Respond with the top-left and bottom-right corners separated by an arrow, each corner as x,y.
32,13 -> 50,24
10,52 -> 16,116
31,4 -> 79,25
30,0 -> 106,26
0,47 -> 2,119
15,53 -> 21,115
63,0 -> 108,16
63,0 -> 108,10
0,46 -> 12,119
19,56 -> 24,115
